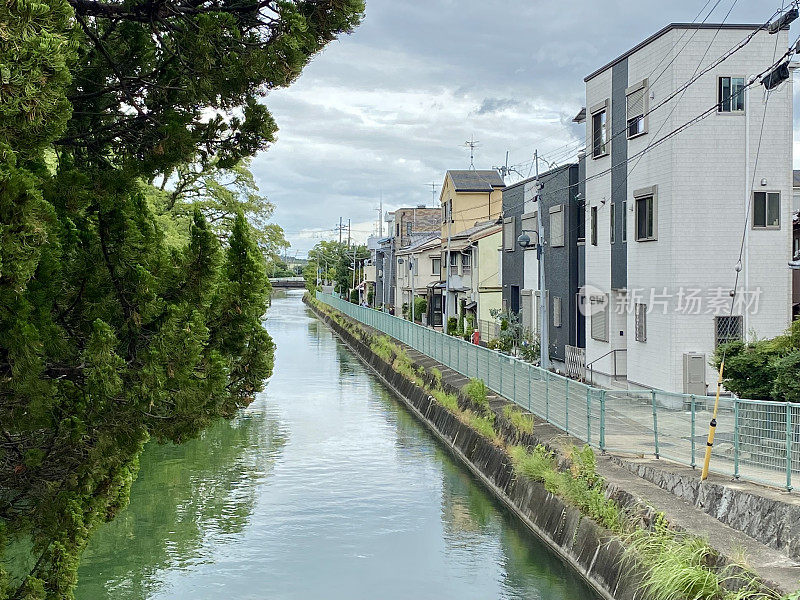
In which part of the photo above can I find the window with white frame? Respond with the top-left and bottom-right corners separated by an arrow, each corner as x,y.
406,222 -> 412,236
591,294 -> 609,342
718,77 -> 745,113
635,303 -> 647,342
626,80 -> 647,137
449,251 -> 458,275
432,257 -> 441,274
634,187 -> 657,241
549,204 -> 564,247
461,252 -> 471,274
622,200 -> 627,242
552,296 -> 562,328
715,315 -> 743,347
592,106 -> 608,158
591,206 -> 598,246
503,217 -> 516,251
752,191 -> 780,229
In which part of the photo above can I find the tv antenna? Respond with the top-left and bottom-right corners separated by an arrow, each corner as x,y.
464,136 -> 479,169
493,150 -> 523,182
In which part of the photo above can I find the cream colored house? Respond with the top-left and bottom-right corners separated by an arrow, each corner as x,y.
473,226 -> 502,340
439,170 -> 505,319
395,234 -> 441,323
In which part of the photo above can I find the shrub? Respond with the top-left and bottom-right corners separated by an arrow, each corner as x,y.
349,289 -> 359,303
432,388 -> 459,413
502,405 -> 534,435
465,410 -> 497,440
463,378 -> 490,409
447,316 -> 459,336
413,297 -> 427,321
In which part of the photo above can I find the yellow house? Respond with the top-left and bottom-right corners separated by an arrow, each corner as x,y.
473,227 -> 502,340
438,170 -> 505,321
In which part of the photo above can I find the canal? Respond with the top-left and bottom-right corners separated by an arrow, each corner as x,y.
75,290 -> 599,600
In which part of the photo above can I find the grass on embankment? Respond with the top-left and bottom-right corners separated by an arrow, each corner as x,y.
307,295 -> 789,600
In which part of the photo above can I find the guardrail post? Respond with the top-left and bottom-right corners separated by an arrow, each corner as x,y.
527,363 -> 532,412
651,390 -> 660,459
787,404 -> 793,492
599,390 -> 606,453
513,357 -> 517,404
498,352 -> 503,395
690,394 -> 697,469
586,387 -> 591,445
545,371 -> 550,422
733,397 -> 740,480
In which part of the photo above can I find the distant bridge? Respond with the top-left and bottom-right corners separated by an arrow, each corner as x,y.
270,277 -> 306,288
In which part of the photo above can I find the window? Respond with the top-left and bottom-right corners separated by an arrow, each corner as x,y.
591,294 -> 609,342
591,206 -> 598,246
753,191 -> 780,229
635,303 -> 647,342
718,77 -> 745,113
549,204 -> 564,247
553,296 -> 562,328
577,199 -> 586,242
622,200 -> 627,242
461,252 -> 471,274
715,315 -> 743,347
449,251 -> 458,275
503,217 -> 516,251
432,257 -> 441,274
634,189 -> 657,241
448,199 -> 453,223
610,204 -> 616,244
592,109 -> 608,157
626,80 -> 647,137
406,222 -> 412,236
396,223 -> 400,237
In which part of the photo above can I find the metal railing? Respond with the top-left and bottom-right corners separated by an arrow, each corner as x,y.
316,292 -> 800,491
587,349 -> 627,385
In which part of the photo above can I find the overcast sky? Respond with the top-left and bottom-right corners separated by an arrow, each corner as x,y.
251,0 -> 795,257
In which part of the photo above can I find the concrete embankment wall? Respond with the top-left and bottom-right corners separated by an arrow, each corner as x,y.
305,297 -> 643,600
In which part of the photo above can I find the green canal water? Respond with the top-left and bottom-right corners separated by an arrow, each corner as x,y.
75,290 -> 599,600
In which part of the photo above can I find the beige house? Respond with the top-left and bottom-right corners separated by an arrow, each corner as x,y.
473,226 -> 502,340
395,234 -> 441,323
438,170 -> 505,319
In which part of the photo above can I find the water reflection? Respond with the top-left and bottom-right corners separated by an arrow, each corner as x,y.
76,290 -> 597,600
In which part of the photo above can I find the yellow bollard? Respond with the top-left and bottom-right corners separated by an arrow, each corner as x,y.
700,360 -> 725,481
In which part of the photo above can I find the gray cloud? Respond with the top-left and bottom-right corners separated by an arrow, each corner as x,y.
251,0 -> 793,256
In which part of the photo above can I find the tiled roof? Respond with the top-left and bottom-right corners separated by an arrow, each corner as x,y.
447,170 -> 505,192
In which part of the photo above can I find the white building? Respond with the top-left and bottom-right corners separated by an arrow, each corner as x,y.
395,233 -> 441,323
583,23 -> 793,394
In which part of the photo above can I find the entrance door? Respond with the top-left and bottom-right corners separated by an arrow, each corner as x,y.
432,292 -> 443,327
510,285 -> 520,314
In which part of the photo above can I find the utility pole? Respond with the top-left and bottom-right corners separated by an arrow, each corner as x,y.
534,149 -> 550,371
410,254 -> 415,323
445,199 -> 452,325
347,219 -> 351,248
337,217 -> 344,245
428,182 -> 437,208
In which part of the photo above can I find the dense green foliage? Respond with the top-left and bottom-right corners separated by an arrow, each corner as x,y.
1,0 -> 364,596
304,240 -> 369,296
714,320 -> 800,402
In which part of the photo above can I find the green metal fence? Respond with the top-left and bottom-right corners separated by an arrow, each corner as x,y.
316,292 -> 800,491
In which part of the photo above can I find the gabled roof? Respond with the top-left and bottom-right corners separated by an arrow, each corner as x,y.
447,170 -> 505,192
585,24 -> 766,83
396,233 -> 441,255
450,220 -> 500,241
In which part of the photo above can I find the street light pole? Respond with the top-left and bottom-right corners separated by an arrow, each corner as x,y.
536,150 -> 550,371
